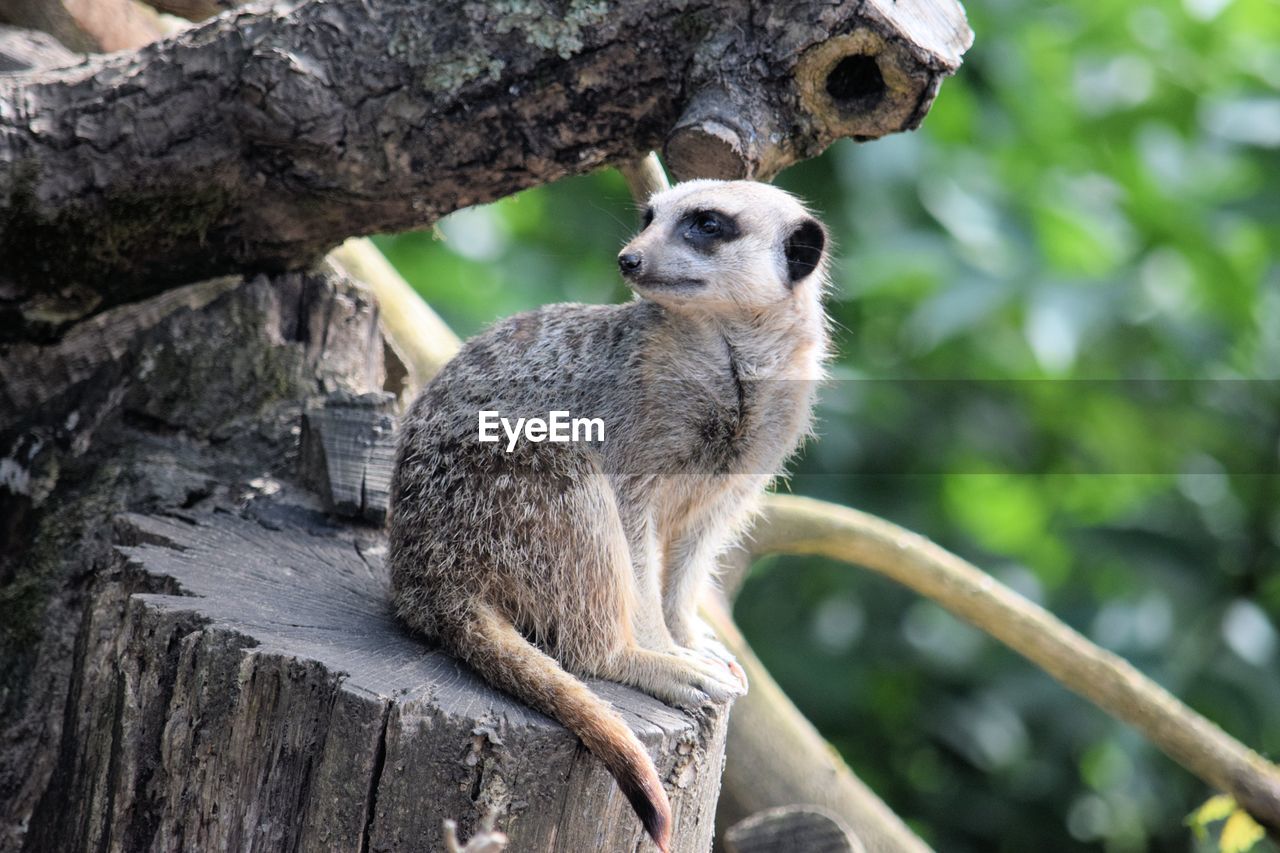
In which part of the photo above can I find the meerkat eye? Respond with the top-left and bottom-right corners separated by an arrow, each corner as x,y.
641,206 -> 654,229
693,212 -> 721,236
682,209 -> 738,247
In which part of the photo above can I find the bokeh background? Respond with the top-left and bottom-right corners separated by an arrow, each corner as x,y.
374,1 -> 1280,849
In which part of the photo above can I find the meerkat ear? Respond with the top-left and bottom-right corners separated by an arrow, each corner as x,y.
784,218 -> 826,283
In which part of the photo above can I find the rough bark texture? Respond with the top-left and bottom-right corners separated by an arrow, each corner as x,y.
300,389 -> 398,524
0,269 -> 730,853
27,506 -> 726,853
0,0 -> 970,341
1,268 -> 381,852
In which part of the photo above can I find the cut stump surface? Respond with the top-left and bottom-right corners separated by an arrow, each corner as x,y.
89,499 -> 728,852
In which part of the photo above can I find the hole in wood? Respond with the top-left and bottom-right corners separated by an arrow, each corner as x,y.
825,54 -> 885,111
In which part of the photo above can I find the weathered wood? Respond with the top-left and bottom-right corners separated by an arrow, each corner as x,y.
1,265 -> 732,852
329,237 -> 460,392
445,811 -> 510,853
0,0 -> 971,340
55,504 -> 727,852
300,389 -> 397,524
724,805 -> 864,853
0,267 -> 389,853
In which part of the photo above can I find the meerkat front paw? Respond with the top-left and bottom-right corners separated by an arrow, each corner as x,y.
600,648 -> 747,710
669,615 -> 749,692
654,651 -> 747,709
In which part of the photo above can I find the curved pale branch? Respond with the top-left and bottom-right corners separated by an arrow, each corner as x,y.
748,494 -> 1280,833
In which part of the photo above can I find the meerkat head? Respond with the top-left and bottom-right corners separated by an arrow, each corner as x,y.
617,179 -> 828,314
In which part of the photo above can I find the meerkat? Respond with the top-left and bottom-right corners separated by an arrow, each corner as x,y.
389,179 -> 829,852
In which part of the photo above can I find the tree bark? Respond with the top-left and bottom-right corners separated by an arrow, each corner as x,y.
1,267 -> 377,851
0,0 -> 970,341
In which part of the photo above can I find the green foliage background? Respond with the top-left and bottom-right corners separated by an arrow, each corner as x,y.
376,1 -> 1280,849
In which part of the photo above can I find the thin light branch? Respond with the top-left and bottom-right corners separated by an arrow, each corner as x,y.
618,153 -> 671,205
749,494 -> 1280,832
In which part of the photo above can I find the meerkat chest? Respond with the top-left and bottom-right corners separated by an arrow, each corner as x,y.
639,360 -> 818,546
634,333 -> 822,479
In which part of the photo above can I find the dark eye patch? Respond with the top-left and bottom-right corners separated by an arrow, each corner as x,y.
641,206 -> 654,229
680,208 -> 740,251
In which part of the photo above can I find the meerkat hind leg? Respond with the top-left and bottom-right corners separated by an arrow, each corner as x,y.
462,457 -> 742,709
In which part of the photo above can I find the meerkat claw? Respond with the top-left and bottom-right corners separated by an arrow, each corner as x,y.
687,636 -> 749,691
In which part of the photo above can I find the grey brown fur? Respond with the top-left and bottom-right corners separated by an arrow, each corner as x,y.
389,179 -> 830,851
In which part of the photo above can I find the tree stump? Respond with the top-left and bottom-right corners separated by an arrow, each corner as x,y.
300,390 -> 399,525
79,502 -> 724,852
1,270 -> 730,853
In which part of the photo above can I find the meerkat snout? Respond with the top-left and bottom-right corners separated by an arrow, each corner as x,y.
618,251 -> 642,275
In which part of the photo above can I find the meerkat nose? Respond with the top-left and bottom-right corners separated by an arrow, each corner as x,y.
618,252 -> 643,275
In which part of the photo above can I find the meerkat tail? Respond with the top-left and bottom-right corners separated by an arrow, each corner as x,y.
447,603 -> 673,853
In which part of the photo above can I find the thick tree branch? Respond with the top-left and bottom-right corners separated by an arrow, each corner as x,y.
0,0 -> 970,340
745,494 -> 1280,834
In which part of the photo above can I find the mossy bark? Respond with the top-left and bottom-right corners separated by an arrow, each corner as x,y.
0,0 -> 970,340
